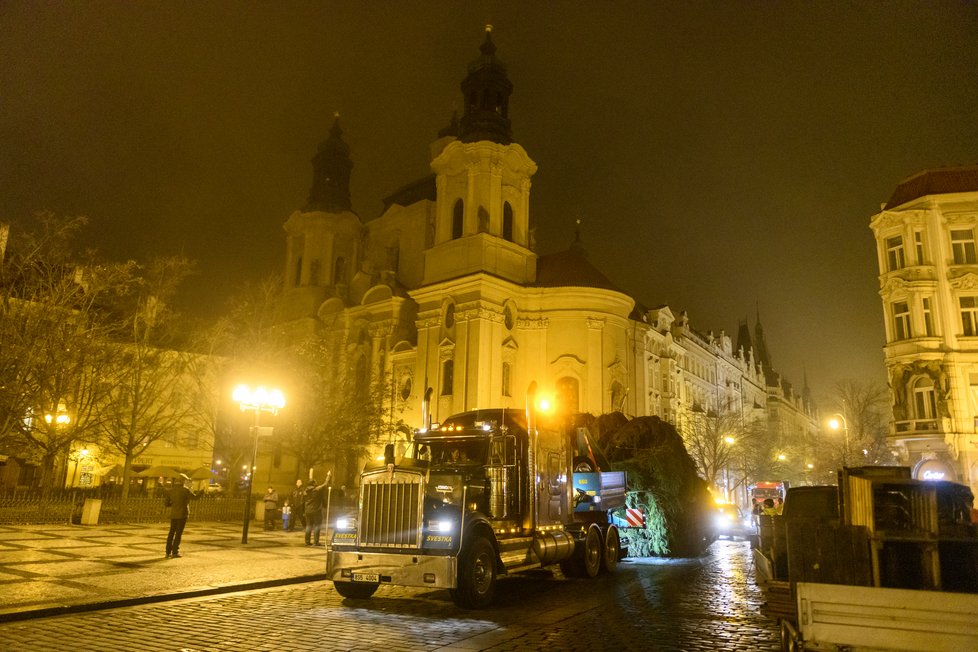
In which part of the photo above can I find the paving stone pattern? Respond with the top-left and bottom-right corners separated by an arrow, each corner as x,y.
0,539 -> 778,651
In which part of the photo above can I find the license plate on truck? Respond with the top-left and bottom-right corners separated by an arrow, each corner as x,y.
353,572 -> 379,583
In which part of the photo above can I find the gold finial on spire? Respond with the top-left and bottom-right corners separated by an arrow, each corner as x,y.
334,111 -> 340,119
485,24 -> 493,33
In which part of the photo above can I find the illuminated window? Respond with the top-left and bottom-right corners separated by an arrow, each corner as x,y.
886,236 -> 905,271
452,200 -> 464,239
951,229 -> 977,264
892,301 -> 911,340
913,377 -> 936,419
922,297 -> 935,337
961,296 -> 978,336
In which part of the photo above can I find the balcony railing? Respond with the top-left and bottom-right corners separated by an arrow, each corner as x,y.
894,419 -> 941,434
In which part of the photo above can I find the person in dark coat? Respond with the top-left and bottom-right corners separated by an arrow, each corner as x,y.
263,486 -> 280,531
304,472 -> 331,546
165,477 -> 198,558
289,479 -> 306,532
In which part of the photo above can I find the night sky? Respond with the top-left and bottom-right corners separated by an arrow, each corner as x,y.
3,2 -> 977,401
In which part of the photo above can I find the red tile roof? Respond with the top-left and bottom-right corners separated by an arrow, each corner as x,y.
884,165 -> 978,209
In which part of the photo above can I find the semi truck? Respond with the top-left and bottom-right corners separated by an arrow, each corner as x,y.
327,387 -> 627,608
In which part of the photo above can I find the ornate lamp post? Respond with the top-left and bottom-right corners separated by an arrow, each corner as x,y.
233,384 -> 285,544
828,413 -> 850,467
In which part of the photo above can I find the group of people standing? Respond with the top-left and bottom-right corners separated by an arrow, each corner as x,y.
260,472 -> 334,546
163,471 -> 341,558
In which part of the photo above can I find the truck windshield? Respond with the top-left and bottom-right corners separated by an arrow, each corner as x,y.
416,440 -> 488,466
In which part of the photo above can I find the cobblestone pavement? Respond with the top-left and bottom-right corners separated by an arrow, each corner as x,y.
0,539 -> 778,651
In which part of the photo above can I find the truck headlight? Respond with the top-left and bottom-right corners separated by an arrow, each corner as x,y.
428,520 -> 453,533
337,517 -> 357,530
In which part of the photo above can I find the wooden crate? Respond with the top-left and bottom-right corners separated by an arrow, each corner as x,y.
785,519 -> 872,586
846,477 -> 938,539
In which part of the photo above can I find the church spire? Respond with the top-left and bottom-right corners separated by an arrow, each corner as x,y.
459,25 -> 514,145
306,113 -> 353,213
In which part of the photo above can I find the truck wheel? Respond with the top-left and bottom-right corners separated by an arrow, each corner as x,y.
333,580 -> 378,600
581,525 -> 602,577
573,457 -> 595,472
452,536 -> 496,609
601,526 -> 620,573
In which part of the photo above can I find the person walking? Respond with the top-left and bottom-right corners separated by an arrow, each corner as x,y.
164,477 -> 198,558
304,472 -> 331,546
263,486 -> 280,531
289,479 -> 306,532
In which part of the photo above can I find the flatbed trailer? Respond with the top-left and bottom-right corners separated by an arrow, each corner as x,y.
782,581 -> 978,652
753,468 -> 978,652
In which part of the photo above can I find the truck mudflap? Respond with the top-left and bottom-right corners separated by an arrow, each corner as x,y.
328,549 -> 458,590
797,581 -> 978,652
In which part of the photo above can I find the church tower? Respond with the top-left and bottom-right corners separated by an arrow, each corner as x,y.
422,26 -> 538,286
280,115 -> 363,331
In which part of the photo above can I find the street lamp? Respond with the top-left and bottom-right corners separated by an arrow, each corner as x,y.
827,413 -> 850,467
233,384 -> 285,544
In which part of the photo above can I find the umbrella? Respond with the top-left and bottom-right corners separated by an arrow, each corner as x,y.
97,463 -> 123,477
188,466 -> 216,480
135,465 -> 185,478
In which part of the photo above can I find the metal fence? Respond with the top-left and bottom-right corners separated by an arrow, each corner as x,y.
0,492 -> 250,525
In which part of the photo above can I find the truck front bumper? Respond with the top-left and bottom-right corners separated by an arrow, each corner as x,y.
327,548 -> 459,590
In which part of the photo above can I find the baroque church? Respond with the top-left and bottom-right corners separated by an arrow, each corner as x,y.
276,28 -> 818,486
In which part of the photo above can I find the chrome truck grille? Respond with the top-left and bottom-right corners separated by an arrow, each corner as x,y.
358,470 -> 424,548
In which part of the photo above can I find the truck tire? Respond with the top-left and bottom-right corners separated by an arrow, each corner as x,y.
581,525 -> 602,577
333,580 -> 378,600
572,457 -> 595,472
451,536 -> 497,609
561,525 -> 603,578
601,526 -> 620,573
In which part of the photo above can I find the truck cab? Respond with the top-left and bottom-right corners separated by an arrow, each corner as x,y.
328,406 -> 625,608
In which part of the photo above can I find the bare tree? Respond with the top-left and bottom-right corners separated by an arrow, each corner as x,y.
681,405 -> 770,500
94,256 -> 207,499
0,213 -> 132,490
823,378 -> 891,471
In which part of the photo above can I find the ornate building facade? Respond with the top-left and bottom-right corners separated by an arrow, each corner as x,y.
870,165 -> 978,497
277,29 -> 819,481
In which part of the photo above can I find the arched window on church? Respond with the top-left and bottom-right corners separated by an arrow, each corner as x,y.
503,202 -> 514,241
334,256 -> 346,284
294,255 -> 303,287
556,376 -> 580,415
501,362 -> 512,397
452,200 -> 464,240
913,376 -> 937,421
478,206 -> 489,233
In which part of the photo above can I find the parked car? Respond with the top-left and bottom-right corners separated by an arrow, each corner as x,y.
713,503 -> 752,539
205,483 -> 225,495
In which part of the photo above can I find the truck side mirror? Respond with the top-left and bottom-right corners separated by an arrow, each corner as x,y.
384,443 -> 396,466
